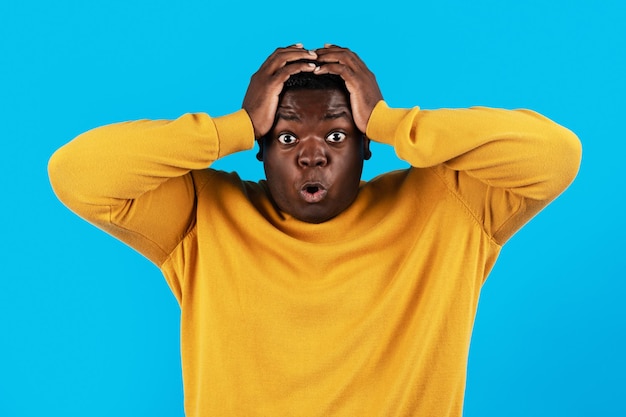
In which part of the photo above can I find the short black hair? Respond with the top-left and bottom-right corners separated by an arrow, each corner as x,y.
281,71 -> 348,96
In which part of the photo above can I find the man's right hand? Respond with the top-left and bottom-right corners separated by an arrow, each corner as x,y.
242,44 -> 317,139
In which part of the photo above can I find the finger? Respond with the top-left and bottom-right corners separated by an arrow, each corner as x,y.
316,44 -> 350,56
315,49 -> 362,66
276,43 -> 305,51
313,62 -> 354,78
323,43 -> 345,49
274,61 -> 317,82
314,62 -> 380,99
261,47 -> 318,74
250,61 -> 316,99
314,52 -> 366,77
315,46 -> 348,58
264,51 -> 318,75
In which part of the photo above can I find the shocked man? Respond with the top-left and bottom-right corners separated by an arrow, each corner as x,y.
48,44 -> 582,416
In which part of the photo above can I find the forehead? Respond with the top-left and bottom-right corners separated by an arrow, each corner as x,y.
278,89 -> 352,118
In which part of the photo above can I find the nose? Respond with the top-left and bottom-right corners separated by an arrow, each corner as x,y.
297,138 -> 328,168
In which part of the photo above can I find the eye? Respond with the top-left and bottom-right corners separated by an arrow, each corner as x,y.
277,133 -> 297,145
326,131 -> 346,143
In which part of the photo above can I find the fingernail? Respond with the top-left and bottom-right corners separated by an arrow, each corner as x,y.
294,43 -> 303,48
314,66 -> 321,72
308,50 -> 316,56
308,63 -> 316,68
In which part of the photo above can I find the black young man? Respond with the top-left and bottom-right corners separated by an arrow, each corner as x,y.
48,44 -> 582,416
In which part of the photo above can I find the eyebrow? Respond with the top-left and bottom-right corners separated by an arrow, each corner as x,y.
323,110 -> 351,120
276,112 -> 301,122
276,108 -> 351,122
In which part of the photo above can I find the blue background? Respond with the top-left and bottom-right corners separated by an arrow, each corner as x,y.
1,0 -> 624,415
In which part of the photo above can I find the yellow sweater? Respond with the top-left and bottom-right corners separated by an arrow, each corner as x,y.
48,101 -> 581,416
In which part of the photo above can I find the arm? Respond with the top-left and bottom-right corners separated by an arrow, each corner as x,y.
315,45 -> 582,244
48,110 -> 255,266
48,44 -> 320,266
366,102 -> 582,243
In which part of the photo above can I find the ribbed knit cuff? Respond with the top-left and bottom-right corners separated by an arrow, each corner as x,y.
213,109 -> 256,158
365,101 -> 414,147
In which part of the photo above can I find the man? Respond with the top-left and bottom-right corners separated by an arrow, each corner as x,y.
48,44 -> 582,416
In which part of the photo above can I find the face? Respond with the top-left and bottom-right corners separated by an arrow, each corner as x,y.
261,88 -> 370,224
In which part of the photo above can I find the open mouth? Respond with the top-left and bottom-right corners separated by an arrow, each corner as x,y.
299,182 -> 328,203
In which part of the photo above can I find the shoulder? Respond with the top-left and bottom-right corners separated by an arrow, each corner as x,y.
191,168 -> 268,210
191,168 -> 259,193
362,167 -> 447,198
355,167 -> 451,219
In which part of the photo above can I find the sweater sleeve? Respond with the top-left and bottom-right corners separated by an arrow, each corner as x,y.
366,101 -> 582,244
48,109 -> 255,265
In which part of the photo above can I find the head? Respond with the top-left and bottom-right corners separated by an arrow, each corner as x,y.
257,72 -> 371,223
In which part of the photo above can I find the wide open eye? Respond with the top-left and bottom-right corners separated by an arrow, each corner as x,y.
277,133 -> 298,145
326,131 -> 346,143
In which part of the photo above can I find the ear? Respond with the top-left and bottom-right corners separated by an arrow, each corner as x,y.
362,136 -> 372,160
256,138 -> 264,161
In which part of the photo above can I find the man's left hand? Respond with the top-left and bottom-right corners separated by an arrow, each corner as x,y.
314,45 -> 383,133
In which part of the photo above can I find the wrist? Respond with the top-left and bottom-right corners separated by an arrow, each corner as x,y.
365,101 -> 416,146
213,109 -> 256,158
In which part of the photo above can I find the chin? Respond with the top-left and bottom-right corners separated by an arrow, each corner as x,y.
293,210 -> 336,224
286,202 -> 343,224
290,195 -> 358,224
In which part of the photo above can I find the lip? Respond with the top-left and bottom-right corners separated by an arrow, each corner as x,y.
299,182 -> 328,203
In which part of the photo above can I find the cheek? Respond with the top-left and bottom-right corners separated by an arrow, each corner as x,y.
339,146 -> 365,178
264,157 -> 296,200
263,147 -> 284,177
334,156 -> 364,195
